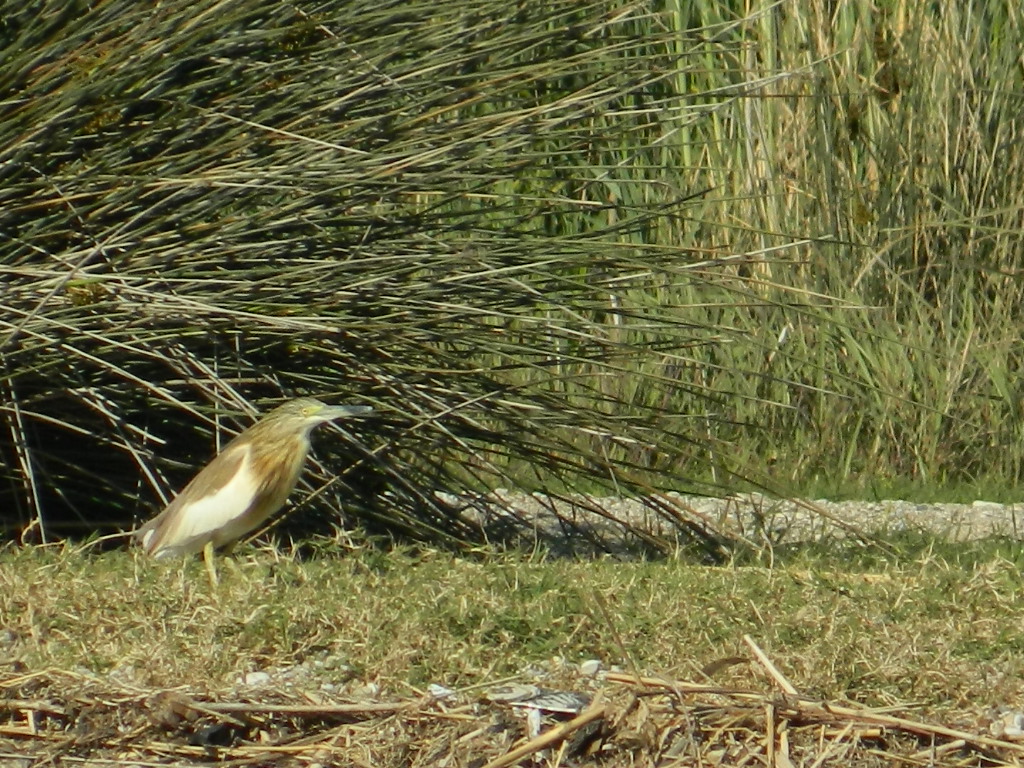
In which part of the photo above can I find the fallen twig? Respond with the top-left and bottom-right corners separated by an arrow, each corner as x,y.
480,696 -> 606,768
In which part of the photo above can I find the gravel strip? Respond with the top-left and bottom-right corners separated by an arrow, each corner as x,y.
446,491 -> 1024,555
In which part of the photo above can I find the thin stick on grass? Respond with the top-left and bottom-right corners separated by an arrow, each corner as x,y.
743,634 -> 799,695
202,700 -> 412,717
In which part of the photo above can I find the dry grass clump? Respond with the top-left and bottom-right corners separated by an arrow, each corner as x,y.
0,0 -> 794,553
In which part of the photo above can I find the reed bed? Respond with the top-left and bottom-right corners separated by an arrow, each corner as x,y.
2,0 -> 1023,550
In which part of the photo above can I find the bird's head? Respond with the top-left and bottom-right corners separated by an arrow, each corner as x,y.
272,397 -> 373,428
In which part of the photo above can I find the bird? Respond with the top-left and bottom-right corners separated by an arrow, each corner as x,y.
135,397 -> 372,583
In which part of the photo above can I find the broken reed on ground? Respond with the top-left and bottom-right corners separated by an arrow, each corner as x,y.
4,0 -> 1024,552
7,659 -> 1024,767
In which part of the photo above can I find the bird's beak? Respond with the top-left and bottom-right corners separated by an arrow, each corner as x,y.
319,404 -> 373,421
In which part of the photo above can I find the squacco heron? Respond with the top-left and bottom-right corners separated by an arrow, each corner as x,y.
136,397 -> 371,580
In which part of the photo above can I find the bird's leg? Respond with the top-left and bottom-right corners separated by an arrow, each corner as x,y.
219,540 -> 245,579
203,541 -> 219,588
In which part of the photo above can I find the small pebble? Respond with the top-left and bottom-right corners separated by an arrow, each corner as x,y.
243,671 -> 271,686
579,659 -> 602,676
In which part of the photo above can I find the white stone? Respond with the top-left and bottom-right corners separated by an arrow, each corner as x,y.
243,671 -> 271,686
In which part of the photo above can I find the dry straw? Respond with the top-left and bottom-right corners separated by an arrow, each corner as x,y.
4,639 -> 1023,766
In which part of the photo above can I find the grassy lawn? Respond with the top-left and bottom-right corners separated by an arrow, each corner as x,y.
5,538 -> 1024,765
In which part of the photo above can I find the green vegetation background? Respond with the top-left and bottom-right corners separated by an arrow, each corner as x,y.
3,0 -> 1024,542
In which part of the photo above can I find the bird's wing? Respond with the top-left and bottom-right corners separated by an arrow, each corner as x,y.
141,443 -> 258,557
